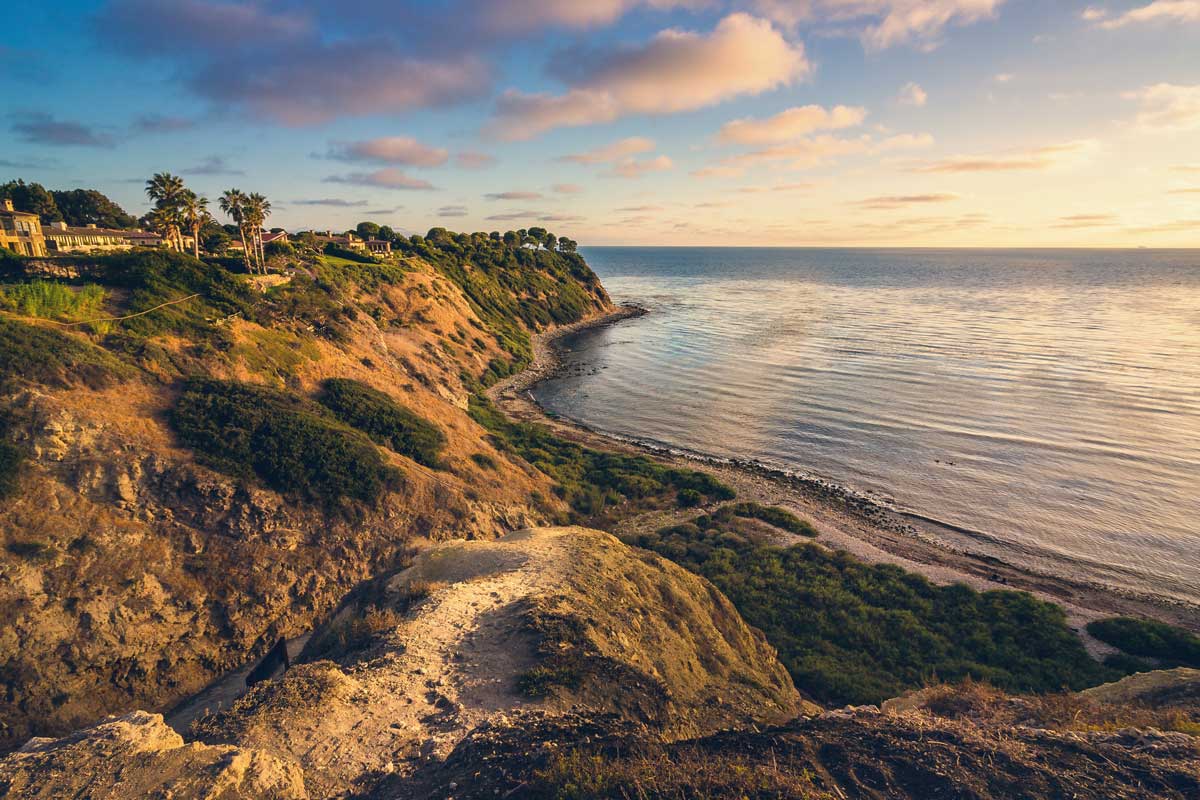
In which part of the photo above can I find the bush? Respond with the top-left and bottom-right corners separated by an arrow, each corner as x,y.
1087,618 -> 1200,668
170,377 -> 398,505
468,394 -> 735,520
628,520 -> 1120,706
318,378 -> 446,469
0,281 -> 106,321
677,488 -> 703,507
323,243 -> 378,264
726,502 -> 817,537
0,434 -> 22,499
0,317 -> 132,389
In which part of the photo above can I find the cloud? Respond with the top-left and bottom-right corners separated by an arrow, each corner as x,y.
0,156 -> 59,170
11,113 -> 115,147
994,72 -> 1014,83
485,210 -> 541,221
717,105 -> 867,144
553,183 -> 585,194
617,204 -> 665,212
753,0 -> 1006,50
712,134 -> 873,175
1125,218 -> 1200,234
1052,213 -> 1118,228
560,136 -> 656,163
1085,1 -> 1200,28
877,132 -> 936,151
852,193 -> 959,209
606,154 -> 674,178
736,182 -> 815,193
489,13 -> 809,139
538,213 -> 586,222
96,0 -> 313,55
293,198 -> 371,207
486,191 -> 544,200
907,140 -> 1098,172
1173,164 -> 1200,172
438,205 -> 469,217
324,169 -> 437,190
132,114 -> 195,134
182,155 -> 244,175
194,46 -> 490,126
897,82 -> 928,107
326,136 -> 449,167
455,151 -> 496,169
1124,83 -> 1200,131
467,0 -> 706,34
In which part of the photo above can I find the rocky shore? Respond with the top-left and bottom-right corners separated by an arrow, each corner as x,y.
490,305 -> 1200,646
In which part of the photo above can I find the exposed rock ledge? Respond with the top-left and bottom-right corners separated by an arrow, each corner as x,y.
0,710 -> 306,799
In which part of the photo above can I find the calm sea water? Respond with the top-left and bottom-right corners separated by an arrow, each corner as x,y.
534,248 -> 1200,605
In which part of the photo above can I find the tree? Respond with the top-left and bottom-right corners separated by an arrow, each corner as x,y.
527,226 -> 548,247
145,173 -> 186,251
558,237 -> 577,253
51,189 -> 135,229
179,190 -> 209,258
0,180 -> 61,221
544,233 -> 557,252
377,225 -> 396,242
356,221 -> 381,240
245,193 -> 271,272
145,206 -> 179,249
219,189 -> 251,272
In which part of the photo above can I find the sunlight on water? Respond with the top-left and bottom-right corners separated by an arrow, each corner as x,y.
535,248 -> 1200,604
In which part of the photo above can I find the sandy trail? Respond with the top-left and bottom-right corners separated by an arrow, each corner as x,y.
211,530 -> 585,797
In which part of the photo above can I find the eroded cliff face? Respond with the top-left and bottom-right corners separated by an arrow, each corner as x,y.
0,255 -> 608,749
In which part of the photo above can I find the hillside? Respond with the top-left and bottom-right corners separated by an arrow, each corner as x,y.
0,236 -> 649,748
1,239 -> 1197,798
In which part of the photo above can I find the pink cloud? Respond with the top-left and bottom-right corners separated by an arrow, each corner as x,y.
489,14 -> 808,139
327,136 -> 449,167
718,105 -> 867,144
560,136 -> 656,163
324,168 -> 437,190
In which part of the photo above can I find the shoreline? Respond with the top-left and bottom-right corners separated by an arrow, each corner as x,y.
490,304 -> 1200,649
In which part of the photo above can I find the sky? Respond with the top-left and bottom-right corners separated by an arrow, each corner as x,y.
1,0 -> 1198,247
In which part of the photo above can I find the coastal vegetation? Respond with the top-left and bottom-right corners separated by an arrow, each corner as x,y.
170,377 -> 399,506
628,514 -> 1119,706
318,378 -> 446,469
469,394 -> 736,519
0,316 -> 131,389
0,280 -> 106,323
1087,617 -> 1200,670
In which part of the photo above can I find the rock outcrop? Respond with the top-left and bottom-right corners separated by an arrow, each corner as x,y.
0,711 -> 306,799
189,527 -> 808,797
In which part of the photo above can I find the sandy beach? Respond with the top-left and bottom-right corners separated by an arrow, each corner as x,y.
489,305 -> 1200,655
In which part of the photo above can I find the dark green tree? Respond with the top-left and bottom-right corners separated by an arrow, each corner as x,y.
0,180 -> 61,221
356,221 -> 381,240
50,189 -> 135,229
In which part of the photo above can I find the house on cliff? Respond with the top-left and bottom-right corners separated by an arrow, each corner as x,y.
0,198 -> 47,257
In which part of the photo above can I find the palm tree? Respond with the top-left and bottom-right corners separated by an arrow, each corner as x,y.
145,173 -> 185,251
180,190 -> 209,259
246,193 -> 272,272
145,206 -> 178,249
219,189 -> 251,272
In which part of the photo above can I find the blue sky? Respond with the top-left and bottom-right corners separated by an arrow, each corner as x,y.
2,0 -> 1198,245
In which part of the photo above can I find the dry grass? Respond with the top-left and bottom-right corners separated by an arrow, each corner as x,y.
914,679 -> 1200,735
531,746 -> 835,799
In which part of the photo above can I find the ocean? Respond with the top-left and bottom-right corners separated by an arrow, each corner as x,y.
533,247 -> 1200,605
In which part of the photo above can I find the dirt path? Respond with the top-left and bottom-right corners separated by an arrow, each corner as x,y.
209,529 -> 590,798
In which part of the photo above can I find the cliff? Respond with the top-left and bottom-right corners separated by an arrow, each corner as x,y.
0,239 -> 611,748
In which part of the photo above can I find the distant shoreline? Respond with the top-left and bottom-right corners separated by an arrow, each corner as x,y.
490,303 -> 1200,648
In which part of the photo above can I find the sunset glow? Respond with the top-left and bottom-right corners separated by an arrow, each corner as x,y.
3,1 -> 1198,246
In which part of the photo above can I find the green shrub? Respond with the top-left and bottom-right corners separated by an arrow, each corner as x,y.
170,378 -> 398,505
0,281 -> 106,321
677,488 -> 703,507
323,243 -> 378,264
1087,617 -> 1200,668
471,452 -> 498,470
318,378 -> 446,469
726,502 -> 817,536
90,250 -> 254,338
628,522 -> 1119,706
468,394 -> 735,520
0,317 -> 132,389
394,233 -> 608,371
0,432 -> 22,498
